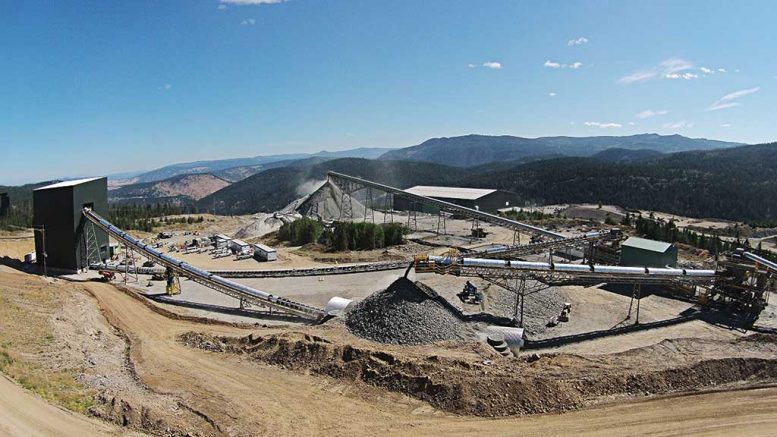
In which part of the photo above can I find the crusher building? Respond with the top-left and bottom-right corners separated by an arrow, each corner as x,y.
33,177 -> 109,273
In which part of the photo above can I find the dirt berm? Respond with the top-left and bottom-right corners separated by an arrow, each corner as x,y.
179,329 -> 777,417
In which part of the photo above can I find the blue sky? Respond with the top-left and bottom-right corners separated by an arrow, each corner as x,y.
1,0 -> 775,184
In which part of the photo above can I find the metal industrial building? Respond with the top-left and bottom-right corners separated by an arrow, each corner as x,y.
620,236 -> 678,268
393,186 -> 519,213
33,177 -> 109,273
0,192 -> 9,217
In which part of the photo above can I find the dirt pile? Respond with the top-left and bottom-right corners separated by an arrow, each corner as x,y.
344,277 -> 477,345
179,330 -> 777,418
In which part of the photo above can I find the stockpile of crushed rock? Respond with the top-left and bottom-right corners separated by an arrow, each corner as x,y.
486,283 -> 566,337
345,277 -> 476,345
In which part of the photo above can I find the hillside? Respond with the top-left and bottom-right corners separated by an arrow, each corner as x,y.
109,174 -> 230,205
198,158 -> 461,214
114,147 -> 395,185
591,148 -> 665,163
380,134 -> 739,167
461,142 -> 777,223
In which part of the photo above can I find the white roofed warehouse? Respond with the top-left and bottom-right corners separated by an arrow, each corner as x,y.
393,185 -> 520,213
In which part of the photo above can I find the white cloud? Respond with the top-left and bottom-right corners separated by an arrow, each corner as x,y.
567,37 -> 589,46
620,57 -> 694,84
482,61 -> 502,70
635,109 -> 668,119
467,63 -> 476,69
164,84 -> 172,90
584,121 -> 622,129
663,121 -> 693,129
548,92 -> 557,97
718,68 -> 726,73
721,123 -> 731,128
544,60 -> 583,69
707,87 -> 760,111
628,122 -> 635,126
664,72 -> 698,80
217,4 -> 228,9
221,0 -> 284,4
241,18 -> 256,25
700,67 -> 713,74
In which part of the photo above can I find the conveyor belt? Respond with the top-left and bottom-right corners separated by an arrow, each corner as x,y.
327,171 -> 566,240
474,230 -> 622,259
418,255 -> 718,285
83,209 -> 326,319
92,261 -> 407,278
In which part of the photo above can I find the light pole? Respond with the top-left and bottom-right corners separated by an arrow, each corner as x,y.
33,225 -> 47,278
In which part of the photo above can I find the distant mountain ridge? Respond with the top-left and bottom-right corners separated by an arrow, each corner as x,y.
112,147 -> 396,185
379,134 -> 740,167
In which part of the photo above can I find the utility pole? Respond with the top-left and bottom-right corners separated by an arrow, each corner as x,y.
33,225 -> 47,278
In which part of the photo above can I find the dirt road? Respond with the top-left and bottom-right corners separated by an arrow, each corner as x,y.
0,374 -> 135,437
81,281 -> 777,436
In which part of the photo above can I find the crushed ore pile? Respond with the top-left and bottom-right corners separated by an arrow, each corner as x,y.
345,277 -> 477,345
486,282 -> 566,337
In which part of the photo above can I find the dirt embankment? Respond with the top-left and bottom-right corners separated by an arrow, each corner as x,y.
179,329 -> 777,418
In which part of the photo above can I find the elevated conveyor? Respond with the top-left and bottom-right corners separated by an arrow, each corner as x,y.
327,171 -> 566,240
83,208 -> 326,319
417,254 -> 718,286
474,229 -> 623,259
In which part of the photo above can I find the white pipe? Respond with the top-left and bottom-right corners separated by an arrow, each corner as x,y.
427,255 -> 717,278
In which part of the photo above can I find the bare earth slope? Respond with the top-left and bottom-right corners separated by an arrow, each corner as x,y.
0,374 -> 136,437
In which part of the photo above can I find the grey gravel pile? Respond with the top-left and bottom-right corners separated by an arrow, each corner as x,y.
345,278 -> 476,345
487,282 -> 566,337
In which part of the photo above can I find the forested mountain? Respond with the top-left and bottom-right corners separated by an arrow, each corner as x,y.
461,142 -> 777,224
379,134 -> 739,167
591,148 -> 665,163
195,142 -> 777,222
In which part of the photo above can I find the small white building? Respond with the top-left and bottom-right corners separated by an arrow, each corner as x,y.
212,234 -> 232,249
229,239 -> 252,255
253,243 -> 277,262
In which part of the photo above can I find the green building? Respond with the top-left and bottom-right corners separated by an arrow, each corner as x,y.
620,236 -> 678,268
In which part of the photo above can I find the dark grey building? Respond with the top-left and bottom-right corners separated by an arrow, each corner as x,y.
393,186 -> 519,213
33,177 -> 109,273
0,192 -> 8,217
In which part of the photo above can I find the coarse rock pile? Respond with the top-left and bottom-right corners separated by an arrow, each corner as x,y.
486,282 -> 566,337
345,277 -> 477,345
296,181 -> 366,221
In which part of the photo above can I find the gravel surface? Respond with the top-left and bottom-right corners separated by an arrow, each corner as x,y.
486,282 -> 567,337
345,277 -> 477,345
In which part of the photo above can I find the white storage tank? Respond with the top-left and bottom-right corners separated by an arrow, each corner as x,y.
253,243 -> 277,262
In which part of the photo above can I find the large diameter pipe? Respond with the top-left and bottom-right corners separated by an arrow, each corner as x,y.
427,255 -> 717,278
743,251 -> 777,274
